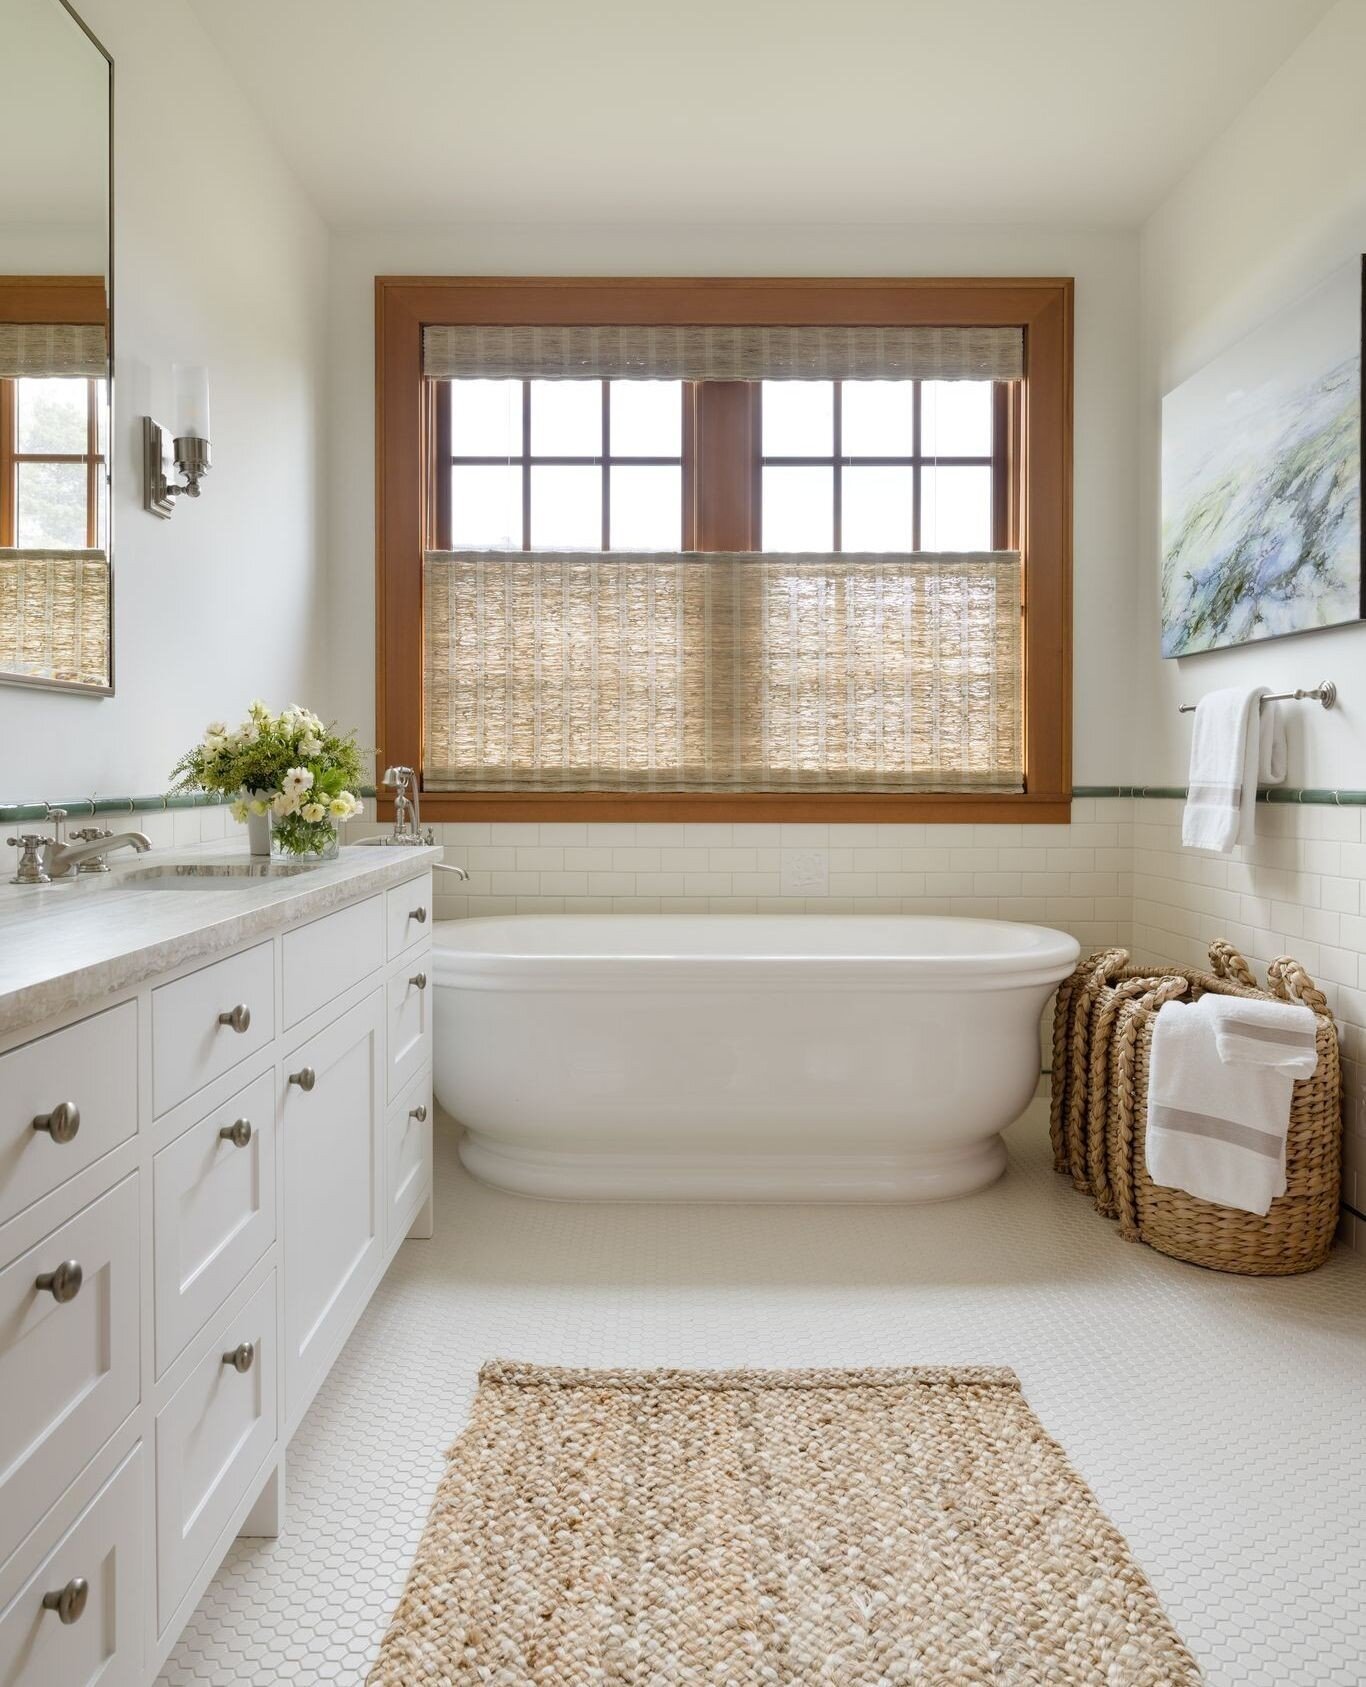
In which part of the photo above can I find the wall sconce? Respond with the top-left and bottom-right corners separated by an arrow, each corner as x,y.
143,364 -> 211,518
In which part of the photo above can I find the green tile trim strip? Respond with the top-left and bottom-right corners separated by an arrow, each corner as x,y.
1073,785 -> 1366,806
0,787 -> 379,825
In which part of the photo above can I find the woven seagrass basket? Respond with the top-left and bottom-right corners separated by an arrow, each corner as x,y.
1051,944 -> 1342,1275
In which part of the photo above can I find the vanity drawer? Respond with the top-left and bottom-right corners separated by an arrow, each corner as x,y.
0,1175 -> 140,1569
152,941 -> 275,1115
0,1000 -> 137,1230
153,1072 -> 276,1375
156,1271 -> 276,1627
0,1445 -> 144,1687
386,1068 -> 432,1248
282,893 -> 384,1029
385,871 -> 433,959
386,947 -> 432,1101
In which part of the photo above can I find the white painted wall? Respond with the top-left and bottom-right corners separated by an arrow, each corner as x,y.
1135,0 -> 1366,789
0,0 -> 329,803
324,223 -> 1140,785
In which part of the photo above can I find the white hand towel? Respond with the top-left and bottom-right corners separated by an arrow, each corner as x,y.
1181,686 -> 1267,853
1259,701 -> 1287,788
1206,994 -> 1318,1077
1146,995 -> 1293,1215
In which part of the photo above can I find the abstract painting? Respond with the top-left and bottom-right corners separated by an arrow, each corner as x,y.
1160,257 -> 1363,657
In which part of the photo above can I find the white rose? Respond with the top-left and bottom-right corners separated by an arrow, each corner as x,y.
300,801 -> 327,823
282,767 -> 314,797
249,798 -> 270,817
299,735 -> 323,757
271,791 -> 297,817
327,795 -> 352,818
230,799 -> 249,823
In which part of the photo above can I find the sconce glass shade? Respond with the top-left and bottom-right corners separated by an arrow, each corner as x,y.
172,363 -> 210,439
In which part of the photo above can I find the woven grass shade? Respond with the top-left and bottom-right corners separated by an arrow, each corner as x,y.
0,549 -> 110,688
0,322 -> 107,379
424,549 -> 1021,793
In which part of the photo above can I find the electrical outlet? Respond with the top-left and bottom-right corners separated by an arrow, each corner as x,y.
781,847 -> 829,897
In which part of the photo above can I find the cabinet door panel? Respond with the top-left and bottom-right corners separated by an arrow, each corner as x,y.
282,991 -> 383,1426
0,1176 -> 139,1568
386,1069 -> 432,1250
386,949 -> 432,1102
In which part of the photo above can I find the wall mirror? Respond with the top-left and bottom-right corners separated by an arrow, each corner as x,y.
0,0 -> 113,694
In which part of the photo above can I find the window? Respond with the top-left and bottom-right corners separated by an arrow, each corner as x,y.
436,378 -> 686,551
377,278 -> 1071,821
0,375 -> 107,548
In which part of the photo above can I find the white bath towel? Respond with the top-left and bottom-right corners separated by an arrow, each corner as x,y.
1206,993 -> 1319,1077
1181,687 -> 1286,853
1146,995 -> 1299,1215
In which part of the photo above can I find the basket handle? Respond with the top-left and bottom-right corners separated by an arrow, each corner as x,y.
1136,975 -> 1190,1014
1267,956 -> 1329,1015
1208,940 -> 1258,990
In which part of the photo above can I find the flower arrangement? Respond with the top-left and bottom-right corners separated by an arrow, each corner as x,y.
171,701 -> 366,857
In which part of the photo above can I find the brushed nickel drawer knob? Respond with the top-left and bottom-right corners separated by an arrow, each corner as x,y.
410,905 -> 428,923
219,1117 -> 253,1148
288,1067 -> 316,1092
33,1101 -> 81,1144
35,1260 -> 83,1303
41,1577 -> 89,1624
409,1103 -> 428,1123
409,972 -> 427,990
218,1003 -> 251,1034
222,1341 -> 255,1373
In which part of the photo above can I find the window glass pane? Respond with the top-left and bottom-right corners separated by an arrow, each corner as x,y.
761,466 -> 833,551
842,467 -> 913,551
530,465 -> 601,548
761,382 -> 832,457
16,461 -> 87,547
841,382 -> 913,457
531,380 -> 601,457
450,379 -> 521,457
920,380 -> 993,457
610,381 -> 681,457
16,377 -> 87,455
450,465 -> 522,547
922,465 -> 992,550
609,466 -> 681,550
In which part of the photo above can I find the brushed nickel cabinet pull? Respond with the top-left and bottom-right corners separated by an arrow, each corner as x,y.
41,1577 -> 88,1624
410,905 -> 428,923
35,1260 -> 83,1303
409,972 -> 427,990
409,1104 -> 428,1123
288,1067 -> 316,1091
222,1341 -> 255,1373
218,1004 -> 251,1034
32,1101 -> 81,1144
219,1118 -> 253,1148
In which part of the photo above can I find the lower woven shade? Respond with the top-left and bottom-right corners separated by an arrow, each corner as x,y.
368,1361 -> 1200,1685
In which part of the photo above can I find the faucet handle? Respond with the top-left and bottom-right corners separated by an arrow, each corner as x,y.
7,836 -> 50,885
71,826 -> 112,842
45,807 -> 68,843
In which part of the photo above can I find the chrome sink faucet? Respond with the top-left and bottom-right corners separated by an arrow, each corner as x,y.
352,766 -> 468,878
7,808 -> 152,884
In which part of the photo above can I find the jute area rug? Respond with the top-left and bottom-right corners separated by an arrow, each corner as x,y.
368,1362 -> 1201,1685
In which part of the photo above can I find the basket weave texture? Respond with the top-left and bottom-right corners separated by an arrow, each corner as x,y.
1050,943 -> 1342,1276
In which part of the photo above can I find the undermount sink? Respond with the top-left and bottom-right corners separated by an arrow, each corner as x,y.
122,862 -> 318,887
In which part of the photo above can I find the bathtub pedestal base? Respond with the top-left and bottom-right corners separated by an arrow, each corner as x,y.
458,1130 -> 1008,1203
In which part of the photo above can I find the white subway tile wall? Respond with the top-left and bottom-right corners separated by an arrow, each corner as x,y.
300,790 -> 1360,1251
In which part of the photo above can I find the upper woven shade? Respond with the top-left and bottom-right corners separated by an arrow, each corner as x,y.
0,322 -> 108,380
422,324 -> 1023,383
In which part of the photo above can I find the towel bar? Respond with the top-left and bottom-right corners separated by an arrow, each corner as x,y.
1178,681 -> 1336,714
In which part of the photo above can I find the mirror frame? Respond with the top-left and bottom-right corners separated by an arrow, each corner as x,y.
0,0 -> 115,696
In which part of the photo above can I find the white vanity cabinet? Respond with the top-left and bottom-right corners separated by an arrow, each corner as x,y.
0,852 -> 436,1686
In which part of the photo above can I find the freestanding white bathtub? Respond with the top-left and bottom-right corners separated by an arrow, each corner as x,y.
431,915 -> 1079,1202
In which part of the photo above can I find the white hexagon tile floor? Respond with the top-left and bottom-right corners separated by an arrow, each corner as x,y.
157,1111 -> 1366,1687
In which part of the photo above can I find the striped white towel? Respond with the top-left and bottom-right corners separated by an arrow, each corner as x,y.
1207,994 -> 1318,1076
1146,995 -> 1309,1215
1181,687 -> 1286,853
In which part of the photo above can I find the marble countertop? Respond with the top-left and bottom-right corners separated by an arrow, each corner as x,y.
0,840 -> 441,1038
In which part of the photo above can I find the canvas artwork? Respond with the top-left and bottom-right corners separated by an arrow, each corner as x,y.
1160,257 -> 1363,657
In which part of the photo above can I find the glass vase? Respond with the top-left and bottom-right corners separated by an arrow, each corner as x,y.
270,812 -> 340,863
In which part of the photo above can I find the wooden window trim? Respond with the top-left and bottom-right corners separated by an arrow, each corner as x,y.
376,275 -> 1072,823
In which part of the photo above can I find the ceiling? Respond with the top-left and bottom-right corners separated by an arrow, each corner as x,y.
188,0 -> 1332,231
